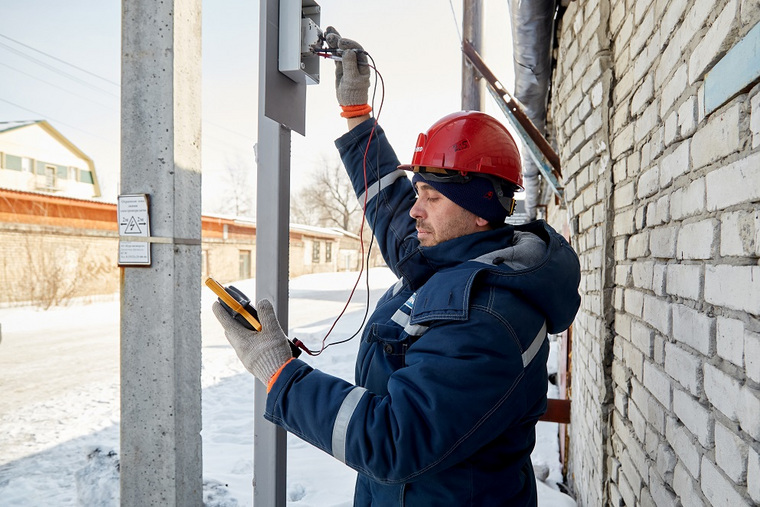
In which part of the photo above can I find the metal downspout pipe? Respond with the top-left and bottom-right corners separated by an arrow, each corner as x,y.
508,0 -> 557,220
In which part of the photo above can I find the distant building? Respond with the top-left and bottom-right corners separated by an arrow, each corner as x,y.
0,120 -> 101,199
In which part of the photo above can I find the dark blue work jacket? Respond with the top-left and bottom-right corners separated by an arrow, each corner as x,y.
266,119 -> 581,506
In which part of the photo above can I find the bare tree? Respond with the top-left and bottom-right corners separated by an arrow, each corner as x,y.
291,157 -> 363,233
216,157 -> 255,217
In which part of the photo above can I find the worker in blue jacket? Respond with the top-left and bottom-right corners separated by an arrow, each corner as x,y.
212,28 -> 581,506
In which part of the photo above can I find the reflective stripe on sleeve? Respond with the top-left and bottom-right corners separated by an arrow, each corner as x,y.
390,308 -> 428,336
522,321 -> 548,367
356,170 -> 407,206
332,386 -> 368,464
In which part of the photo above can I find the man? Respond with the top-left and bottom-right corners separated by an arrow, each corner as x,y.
212,29 -> 581,506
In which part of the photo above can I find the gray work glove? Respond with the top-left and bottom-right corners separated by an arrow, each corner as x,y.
324,26 -> 370,106
212,298 -> 292,385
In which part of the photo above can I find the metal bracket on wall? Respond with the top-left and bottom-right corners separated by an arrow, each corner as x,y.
462,40 -> 564,200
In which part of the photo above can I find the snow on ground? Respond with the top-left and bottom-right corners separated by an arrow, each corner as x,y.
0,268 -> 575,506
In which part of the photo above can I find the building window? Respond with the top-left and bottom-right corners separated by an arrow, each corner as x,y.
78,170 -> 94,184
3,154 -> 32,172
44,165 -> 56,189
312,241 -> 320,263
56,165 -> 68,180
239,250 -> 251,279
325,241 -> 332,262
69,167 -> 79,180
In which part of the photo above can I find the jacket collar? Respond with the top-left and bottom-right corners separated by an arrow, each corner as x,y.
396,226 -> 515,290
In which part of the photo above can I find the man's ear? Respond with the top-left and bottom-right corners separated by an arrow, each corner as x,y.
475,216 -> 490,227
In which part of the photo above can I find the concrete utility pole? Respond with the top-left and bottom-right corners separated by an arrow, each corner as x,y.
462,0 -> 484,111
120,1 -> 203,505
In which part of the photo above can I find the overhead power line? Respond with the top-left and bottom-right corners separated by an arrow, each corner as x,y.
0,32 -> 119,87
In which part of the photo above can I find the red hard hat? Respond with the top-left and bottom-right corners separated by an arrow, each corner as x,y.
398,111 -> 523,190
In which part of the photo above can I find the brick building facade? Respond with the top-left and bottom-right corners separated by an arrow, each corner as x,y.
546,0 -> 760,505
0,188 -> 372,307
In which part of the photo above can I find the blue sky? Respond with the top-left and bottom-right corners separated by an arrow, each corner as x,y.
0,0 -> 513,210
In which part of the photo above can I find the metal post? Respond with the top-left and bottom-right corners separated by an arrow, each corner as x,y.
253,115 -> 291,507
120,0 -> 203,505
462,0 -> 484,111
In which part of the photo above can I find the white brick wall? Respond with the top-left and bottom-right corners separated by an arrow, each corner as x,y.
714,421 -> 747,483
704,362 -> 741,421
676,218 -> 716,259
701,457 -> 751,507
706,151 -> 760,210
716,316 -> 744,367
749,447 -> 760,503
673,388 -> 713,447
720,210 -> 760,257
705,265 -> 760,314
688,0 -> 738,84
550,1 -> 760,505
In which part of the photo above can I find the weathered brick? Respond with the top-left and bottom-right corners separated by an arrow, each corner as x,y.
615,181 -> 636,207
637,166 -> 660,198
749,446 -> 760,504
670,178 -> 706,220
649,226 -> 677,258
652,263 -> 667,296
635,101 -> 660,144
615,264 -> 631,286
657,0 -> 688,46
668,419 -> 702,478
632,261 -> 654,290
614,208 -> 637,236
632,74 -> 654,115
666,263 -> 702,300
649,470 -> 677,507
627,231 -> 650,258
720,210 -> 760,257
706,151 -> 760,211
625,288 -> 645,318
665,342 -> 702,395
643,294 -> 672,335
688,0 -> 738,85
684,0 -> 714,33
610,0 -> 626,34
655,443 -> 677,481
673,462 -> 706,507
673,388 -> 713,447
659,139 -> 691,188
661,64 -> 688,117
693,104 -> 741,170
704,362 -> 741,421
705,265 -> 760,315
676,218 -> 717,260
630,8 -> 655,58
714,421 -> 748,483
664,110 -> 678,146
673,304 -> 714,355
739,386 -> 760,440
700,457 -> 750,507
753,90 -> 760,149
644,361 -> 672,408
678,96 -> 698,138
647,195 -> 670,227
631,319 -> 654,355
716,316 -> 745,367
746,330 -> 760,384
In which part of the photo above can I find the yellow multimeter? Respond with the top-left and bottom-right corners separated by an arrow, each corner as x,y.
205,277 -> 262,331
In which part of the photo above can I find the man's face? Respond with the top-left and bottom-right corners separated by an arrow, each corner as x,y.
410,182 -> 489,247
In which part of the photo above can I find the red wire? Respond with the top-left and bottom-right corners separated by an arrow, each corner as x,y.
298,61 -> 385,356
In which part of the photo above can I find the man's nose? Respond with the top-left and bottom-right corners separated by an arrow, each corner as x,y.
410,199 -> 423,219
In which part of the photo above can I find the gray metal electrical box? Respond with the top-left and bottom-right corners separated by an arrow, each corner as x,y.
279,0 -> 321,85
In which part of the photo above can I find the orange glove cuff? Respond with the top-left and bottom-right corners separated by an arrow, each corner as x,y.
340,104 -> 372,118
267,357 -> 295,393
